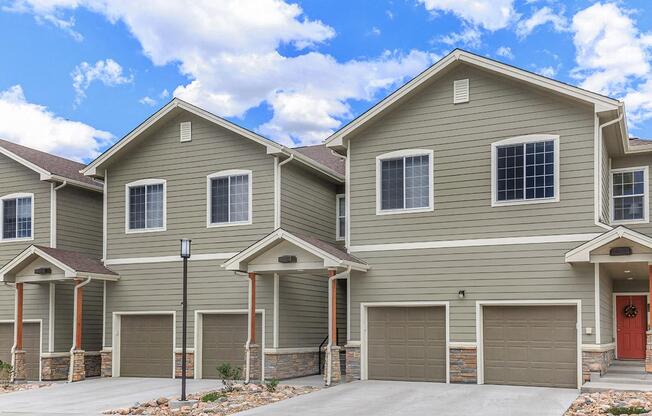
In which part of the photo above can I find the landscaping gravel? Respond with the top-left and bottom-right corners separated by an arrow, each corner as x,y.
104,383 -> 319,415
0,382 -> 51,395
565,391 -> 652,416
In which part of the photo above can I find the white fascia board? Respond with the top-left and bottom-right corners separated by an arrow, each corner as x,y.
565,226 -> 652,262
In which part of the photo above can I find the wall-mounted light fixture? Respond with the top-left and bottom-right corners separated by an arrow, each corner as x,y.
458,290 -> 465,299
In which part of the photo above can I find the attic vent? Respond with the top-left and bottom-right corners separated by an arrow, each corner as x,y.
453,79 -> 470,104
180,121 -> 192,142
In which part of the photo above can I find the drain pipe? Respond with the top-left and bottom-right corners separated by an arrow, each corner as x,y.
596,113 -> 624,229
68,277 -> 91,382
5,282 -> 17,380
274,154 -> 294,229
326,266 -> 351,386
244,272 -> 256,384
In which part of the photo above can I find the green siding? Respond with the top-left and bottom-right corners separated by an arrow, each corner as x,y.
56,186 -> 103,258
54,283 -> 73,352
599,265 -> 614,344
278,274 -> 328,348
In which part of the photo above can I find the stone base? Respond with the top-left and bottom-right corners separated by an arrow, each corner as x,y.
323,346 -> 341,385
345,345 -> 360,382
646,332 -> 652,373
70,350 -> 86,382
175,351 -> 195,378
85,353 -> 101,378
264,351 -> 319,380
12,350 -> 26,382
101,350 -> 112,377
247,345 -> 261,382
583,349 -> 615,382
450,347 -> 477,384
41,355 -> 70,381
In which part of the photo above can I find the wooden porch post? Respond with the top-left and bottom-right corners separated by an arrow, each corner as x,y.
15,283 -> 23,350
75,279 -> 83,350
248,272 -> 256,344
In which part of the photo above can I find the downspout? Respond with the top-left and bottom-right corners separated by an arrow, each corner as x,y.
244,272 -> 256,384
51,181 -> 67,248
597,113 -> 624,229
5,282 -> 17,377
326,266 -> 351,386
69,277 -> 91,382
275,154 -> 294,229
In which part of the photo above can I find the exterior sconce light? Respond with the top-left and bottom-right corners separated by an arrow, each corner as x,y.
458,290 -> 465,299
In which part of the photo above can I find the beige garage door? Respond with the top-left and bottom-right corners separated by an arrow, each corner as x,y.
483,305 -> 577,388
201,313 -> 261,379
0,322 -> 40,381
367,306 -> 446,382
120,315 -> 173,378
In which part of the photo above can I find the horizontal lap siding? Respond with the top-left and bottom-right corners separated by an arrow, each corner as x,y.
349,64 -> 601,245
54,283 -> 73,352
281,164 -> 338,242
278,273 -> 328,348
82,280 -> 103,352
56,186 -> 102,258
105,262 -> 273,349
106,112 -> 275,258
599,266 -> 614,344
349,242 -> 595,344
612,154 -> 652,234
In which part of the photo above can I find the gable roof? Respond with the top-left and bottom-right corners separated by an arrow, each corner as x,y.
82,98 -> 344,182
325,49 -> 623,149
565,226 -> 652,263
0,245 -> 118,282
0,139 -> 102,191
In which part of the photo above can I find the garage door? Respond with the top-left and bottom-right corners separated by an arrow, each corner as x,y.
483,305 -> 577,388
367,306 -> 446,382
120,315 -> 173,378
0,322 -> 41,381
201,313 -> 261,379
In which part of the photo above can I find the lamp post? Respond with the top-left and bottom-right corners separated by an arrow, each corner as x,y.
180,239 -> 191,402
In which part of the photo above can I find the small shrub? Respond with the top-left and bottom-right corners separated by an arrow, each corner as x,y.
606,406 -> 648,415
265,378 -> 279,392
0,360 -> 12,384
201,391 -> 225,403
216,363 -> 242,392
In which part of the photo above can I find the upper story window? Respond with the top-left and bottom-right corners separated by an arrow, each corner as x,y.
1,193 -> 33,241
376,149 -> 434,215
336,194 -> 345,240
611,167 -> 649,223
491,135 -> 560,207
125,179 -> 166,233
207,170 -> 252,227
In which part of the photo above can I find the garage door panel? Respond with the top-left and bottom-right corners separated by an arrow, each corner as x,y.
0,323 -> 40,381
368,306 -> 445,382
483,305 -> 577,388
120,315 -> 173,378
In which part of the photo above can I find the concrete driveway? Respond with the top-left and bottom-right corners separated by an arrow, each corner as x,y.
236,381 -> 579,416
0,377 -> 219,415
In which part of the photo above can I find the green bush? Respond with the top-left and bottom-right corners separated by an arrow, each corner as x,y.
201,391 -> 225,402
265,378 -> 279,392
216,363 -> 242,392
0,360 -> 12,384
606,406 -> 648,415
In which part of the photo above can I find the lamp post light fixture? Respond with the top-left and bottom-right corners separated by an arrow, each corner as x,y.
180,239 -> 191,402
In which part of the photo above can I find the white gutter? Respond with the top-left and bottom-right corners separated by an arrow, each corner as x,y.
326,266 -> 351,386
69,277 -> 92,382
596,113 -> 624,230
274,154 -> 294,229
244,273 -> 255,383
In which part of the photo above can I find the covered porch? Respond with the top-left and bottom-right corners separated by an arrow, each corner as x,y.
223,229 -> 368,385
566,226 -> 652,388
0,245 -> 118,382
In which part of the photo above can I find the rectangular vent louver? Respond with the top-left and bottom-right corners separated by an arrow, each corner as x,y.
180,121 -> 192,142
453,79 -> 469,104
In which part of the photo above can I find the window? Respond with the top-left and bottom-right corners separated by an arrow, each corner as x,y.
1,194 -> 33,241
491,135 -> 560,206
207,170 -> 252,226
376,150 -> 433,214
612,167 -> 648,223
336,194 -> 345,240
125,180 -> 166,232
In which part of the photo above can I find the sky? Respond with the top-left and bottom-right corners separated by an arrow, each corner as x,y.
0,0 -> 651,162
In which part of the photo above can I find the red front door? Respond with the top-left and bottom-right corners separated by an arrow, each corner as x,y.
617,295 -> 648,359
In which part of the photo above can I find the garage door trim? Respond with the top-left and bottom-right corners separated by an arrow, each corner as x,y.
476,300 -> 582,389
194,309 -> 266,380
112,311 -> 175,378
361,301 -> 450,383
0,319 -> 42,381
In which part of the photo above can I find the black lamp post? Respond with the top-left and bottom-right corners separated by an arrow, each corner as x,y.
180,239 -> 191,402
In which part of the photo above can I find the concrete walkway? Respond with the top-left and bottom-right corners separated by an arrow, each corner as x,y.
235,381 -> 580,416
0,377 -> 219,415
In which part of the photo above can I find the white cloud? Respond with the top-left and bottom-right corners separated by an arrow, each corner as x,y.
437,26 -> 482,48
10,0 -> 435,146
386,10 -> 394,20
496,46 -> 514,60
0,85 -> 112,161
516,7 -> 568,38
417,0 -> 517,31
159,89 -> 169,99
536,65 -> 558,78
71,58 -> 132,104
139,96 -> 156,106
368,26 -> 381,36
3,0 -> 83,40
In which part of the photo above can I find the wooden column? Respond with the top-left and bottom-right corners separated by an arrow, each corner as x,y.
248,272 -> 256,344
75,280 -> 83,350
329,269 -> 337,344
15,283 -> 23,350
649,265 -> 652,330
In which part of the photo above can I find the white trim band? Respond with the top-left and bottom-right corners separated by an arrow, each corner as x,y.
105,252 -> 239,265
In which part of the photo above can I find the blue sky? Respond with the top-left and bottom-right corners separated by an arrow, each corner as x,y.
0,0 -> 651,162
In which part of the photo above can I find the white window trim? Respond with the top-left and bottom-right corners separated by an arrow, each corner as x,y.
206,169 -> 253,228
375,149 -> 434,215
491,134 -> 560,207
124,179 -> 167,234
0,192 -> 34,243
336,193 -> 345,241
610,165 -> 649,225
